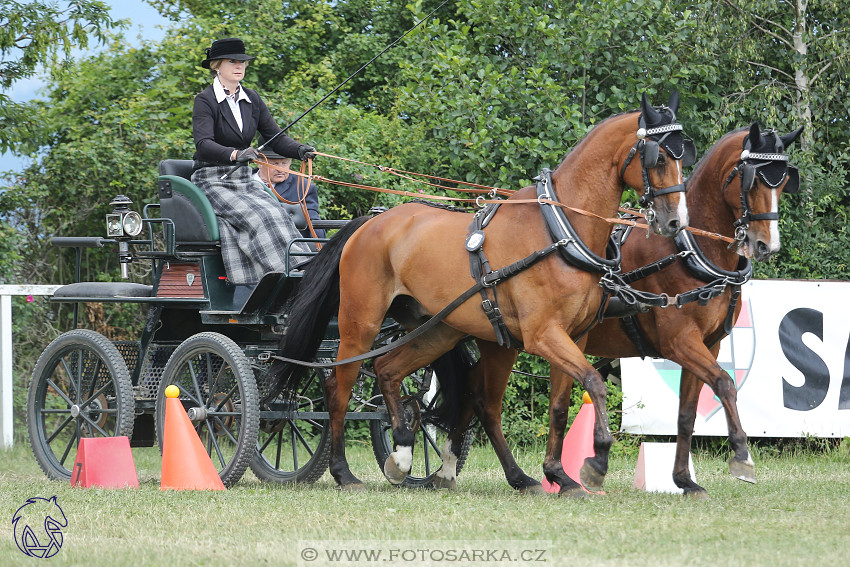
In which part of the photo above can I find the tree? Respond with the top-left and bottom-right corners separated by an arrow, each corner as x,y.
0,0 -> 118,152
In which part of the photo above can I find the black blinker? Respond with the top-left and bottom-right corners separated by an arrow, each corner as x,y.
783,166 -> 800,194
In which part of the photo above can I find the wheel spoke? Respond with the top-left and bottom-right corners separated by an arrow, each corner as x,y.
290,424 -> 298,470
59,424 -> 78,466
78,413 -> 109,437
45,416 -> 74,444
209,415 -> 239,445
78,381 -> 112,411
274,430 -> 283,470
46,378 -> 74,407
290,421 -> 316,456
204,419 -> 226,468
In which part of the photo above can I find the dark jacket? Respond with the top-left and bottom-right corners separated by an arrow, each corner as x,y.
192,84 -> 302,165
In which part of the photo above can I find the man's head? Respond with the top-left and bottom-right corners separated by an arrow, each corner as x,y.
257,155 -> 292,185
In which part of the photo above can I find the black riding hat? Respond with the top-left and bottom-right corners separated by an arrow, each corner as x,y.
201,38 -> 256,68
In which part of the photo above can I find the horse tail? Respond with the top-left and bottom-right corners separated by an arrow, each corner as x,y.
267,215 -> 372,400
426,341 -> 477,431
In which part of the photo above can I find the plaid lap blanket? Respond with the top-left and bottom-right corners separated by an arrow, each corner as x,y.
191,165 -> 309,285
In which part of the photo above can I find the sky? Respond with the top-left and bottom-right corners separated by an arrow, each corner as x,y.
0,1 -> 171,172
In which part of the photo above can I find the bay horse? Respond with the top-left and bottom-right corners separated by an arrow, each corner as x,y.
273,92 -> 692,491
549,122 -> 803,497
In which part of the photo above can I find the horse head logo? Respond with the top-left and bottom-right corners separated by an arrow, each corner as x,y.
12,496 -> 67,559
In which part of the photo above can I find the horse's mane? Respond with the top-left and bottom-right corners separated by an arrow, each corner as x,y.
689,126 -> 748,179
557,110 -> 639,163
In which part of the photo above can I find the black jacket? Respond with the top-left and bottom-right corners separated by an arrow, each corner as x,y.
192,84 -> 302,165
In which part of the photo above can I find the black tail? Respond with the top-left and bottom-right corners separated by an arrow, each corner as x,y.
266,216 -> 372,400
425,341 -> 478,431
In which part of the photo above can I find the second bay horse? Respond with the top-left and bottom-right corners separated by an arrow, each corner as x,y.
555,122 -> 803,496
273,91 -> 693,491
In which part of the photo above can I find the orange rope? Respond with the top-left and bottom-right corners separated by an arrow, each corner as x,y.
253,154 -> 734,245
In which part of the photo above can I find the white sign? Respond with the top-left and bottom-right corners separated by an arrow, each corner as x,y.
621,280 -> 850,437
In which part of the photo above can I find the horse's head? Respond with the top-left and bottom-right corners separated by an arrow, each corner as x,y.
722,122 -> 803,261
620,91 -> 695,237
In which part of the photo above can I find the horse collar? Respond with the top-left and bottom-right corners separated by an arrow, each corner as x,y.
535,169 -> 621,274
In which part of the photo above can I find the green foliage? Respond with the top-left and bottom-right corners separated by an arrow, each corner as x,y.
0,0 -> 119,151
2,0 -> 850,450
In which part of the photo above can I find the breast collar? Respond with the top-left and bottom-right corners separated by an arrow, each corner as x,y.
535,168 -> 621,274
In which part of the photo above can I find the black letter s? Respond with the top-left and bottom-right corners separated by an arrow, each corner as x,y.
779,308 -> 829,411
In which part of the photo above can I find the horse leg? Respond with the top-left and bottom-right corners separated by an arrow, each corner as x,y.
468,341 -> 543,493
531,329 -> 613,492
675,369 -> 709,497
372,325 -> 465,485
545,369 -> 585,498
325,361 -> 368,489
701,342 -> 754,483
669,338 -> 754,495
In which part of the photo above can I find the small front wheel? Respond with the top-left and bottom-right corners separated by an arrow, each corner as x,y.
27,329 -> 135,481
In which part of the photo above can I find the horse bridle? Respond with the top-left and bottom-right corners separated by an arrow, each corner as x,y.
721,132 -> 800,246
619,110 -> 696,224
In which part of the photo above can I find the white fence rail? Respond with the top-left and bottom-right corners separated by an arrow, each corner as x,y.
0,285 -> 62,449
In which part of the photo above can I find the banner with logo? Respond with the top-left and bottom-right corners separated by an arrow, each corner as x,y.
621,280 -> 850,437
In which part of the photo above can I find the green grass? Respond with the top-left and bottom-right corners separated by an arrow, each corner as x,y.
1,439 -> 848,566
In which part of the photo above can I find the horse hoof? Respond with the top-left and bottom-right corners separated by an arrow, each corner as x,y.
383,456 -> 408,485
729,459 -> 756,484
432,475 -> 457,490
558,486 -> 588,499
684,488 -> 710,500
338,482 -> 366,491
519,483 -> 546,496
579,462 -> 605,492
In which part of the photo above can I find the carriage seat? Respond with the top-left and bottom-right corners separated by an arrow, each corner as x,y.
157,160 -> 309,247
52,282 -> 153,299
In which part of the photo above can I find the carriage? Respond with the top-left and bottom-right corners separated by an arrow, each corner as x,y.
26,159 -> 471,488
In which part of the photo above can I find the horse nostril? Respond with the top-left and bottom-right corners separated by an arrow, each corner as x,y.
667,219 -> 680,234
757,241 -> 770,257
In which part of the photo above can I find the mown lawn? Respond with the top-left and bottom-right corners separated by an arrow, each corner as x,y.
1,438 -> 848,566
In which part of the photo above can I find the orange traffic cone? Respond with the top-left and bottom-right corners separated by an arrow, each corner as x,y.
160,385 -> 225,491
542,391 -> 596,493
71,436 -> 139,489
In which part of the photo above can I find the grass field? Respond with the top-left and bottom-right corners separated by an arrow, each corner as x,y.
1,437 -> 848,566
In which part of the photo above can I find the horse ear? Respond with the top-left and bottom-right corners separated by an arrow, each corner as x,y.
667,90 -> 680,115
641,92 -> 660,124
781,126 -> 804,149
745,122 -> 761,149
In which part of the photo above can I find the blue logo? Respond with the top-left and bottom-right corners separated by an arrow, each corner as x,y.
12,496 -> 67,558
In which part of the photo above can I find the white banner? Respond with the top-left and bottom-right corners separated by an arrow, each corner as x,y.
621,279 -> 850,437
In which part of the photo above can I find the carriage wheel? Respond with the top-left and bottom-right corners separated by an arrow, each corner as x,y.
154,332 -> 259,488
249,362 -> 331,483
27,329 -> 135,481
367,366 -> 474,488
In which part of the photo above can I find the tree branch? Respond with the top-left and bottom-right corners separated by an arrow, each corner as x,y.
746,60 -> 795,82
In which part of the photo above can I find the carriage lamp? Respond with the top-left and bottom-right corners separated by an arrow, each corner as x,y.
106,195 -> 143,279
106,195 -> 143,238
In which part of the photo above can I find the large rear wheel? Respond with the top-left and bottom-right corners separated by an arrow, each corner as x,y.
155,332 -> 259,488
27,329 -> 135,481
